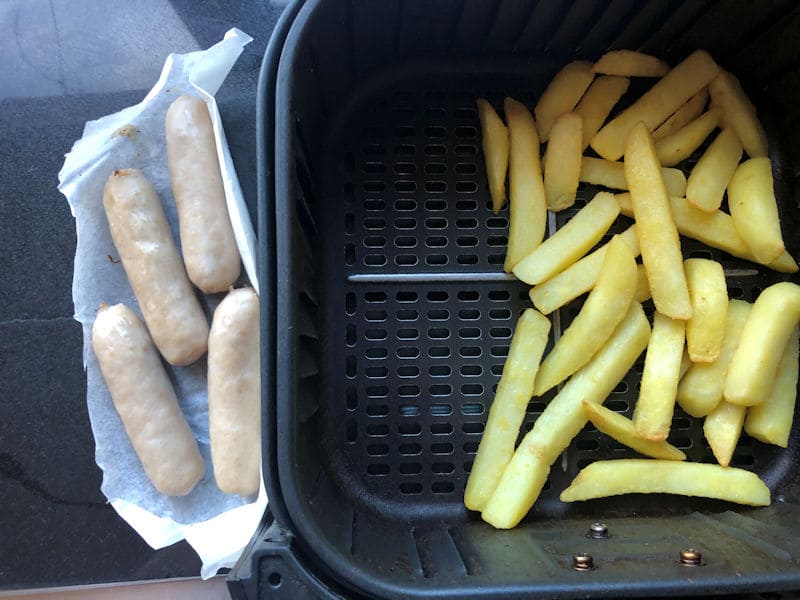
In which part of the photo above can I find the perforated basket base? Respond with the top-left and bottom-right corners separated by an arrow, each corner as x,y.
311,63 -> 798,525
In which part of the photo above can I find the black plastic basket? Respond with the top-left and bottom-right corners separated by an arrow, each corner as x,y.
231,1 -> 800,597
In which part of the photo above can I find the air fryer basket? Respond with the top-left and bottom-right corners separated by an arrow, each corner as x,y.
233,1 -> 800,598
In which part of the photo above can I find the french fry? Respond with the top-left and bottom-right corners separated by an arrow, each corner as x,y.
533,236 -> 637,395
579,157 -> 687,196
704,401 -> 746,467
503,98 -> 547,272
728,157 -> 786,265
684,258 -> 727,363
745,325 -> 800,448
544,112 -> 583,211
477,98 -> 509,214
677,299 -> 751,418
560,460 -> 770,507
709,70 -> 768,158
686,128 -> 743,212
624,123 -> 692,320
482,303 -> 651,529
679,349 -> 692,379
574,75 -> 630,149
724,282 -> 800,406
464,309 -> 551,512
591,50 -> 720,160
615,193 -> 798,273
534,61 -> 594,143
634,264 -> 651,303
633,312 -> 686,441
582,400 -> 685,461
654,108 -> 720,167
513,192 -> 619,285
653,88 -> 708,140
592,50 -> 670,78
529,226 -> 640,314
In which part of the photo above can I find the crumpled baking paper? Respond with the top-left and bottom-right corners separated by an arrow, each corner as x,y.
57,28 -> 266,579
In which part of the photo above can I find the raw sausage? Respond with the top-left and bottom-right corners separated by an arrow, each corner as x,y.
92,303 -> 205,496
103,168 -> 208,366
165,94 -> 241,293
208,287 -> 260,495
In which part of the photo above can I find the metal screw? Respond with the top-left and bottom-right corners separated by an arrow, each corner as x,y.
573,553 -> 594,571
587,522 -> 608,539
679,548 -> 703,566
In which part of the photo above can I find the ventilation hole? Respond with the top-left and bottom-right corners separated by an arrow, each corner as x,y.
459,346 -> 481,357
455,144 -> 478,156
577,439 -> 599,451
606,400 -> 628,412
365,328 -> 387,341
365,347 -> 387,360
491,345 -> 509,357
396,254 -> 418,266
487,254 -> 505,264
463,461 -> 473,473
462,422 -> 484,434
366,385 -> 388,398
430,365 -> 451,377
395,199 -> 417,211
430,384 -> 452,396
673,417 -> 691,429
396,291 -> 417,302
428,291 -> 448,302
426,217 -> 448,229
455,107 -> 475,119
431,425 -> 454,438
394,236 -> 417,249
400,463 -> 422,475
399,404 -> 421,417
399,385 -> 421,397
367,424 -> 389,436
364,199 -> 386,211
490,327 -> 512,339
454,201 -> 476,213
395,144 -> 415,155
425,107 -> 446,119
430,404 -> 453,416
394,162 -> 416,175
460,365 -> 482,376
268,572 -> 282,588
458,309 -> 480,320
345,292 -> 356,316
425,144 -> 446,156
425,162 -> 447,175
346,388 -> 357,410
432,443 -> 454,455
463,441 -> 479,453
346,356 -> 356,378
427,254 -> 448,265
395,180 -> 416,193
456,217 -> 478,229
462,384 -> 484,396
429,346 -> 451,358
432,481 -> 455,494
364,144 -> 385,155
346,420 -> 357,444
366,366 -> 388,378
456,181 -> 479,193
400,482 -> 423,494
458,327 -> 480,340
425,181 -> 447,193
528,401 -> 546,414
365,310 -> 387,322
673,436 -> 692,449
400,443 -> 422,455
363,181 -> 386,192
428,327 -> 450,340
399,422 -> 422,435
366,291 -> 387,303
457,255 -> 479,265
728,287 -> 743,298
397,309 -> 418,321
433,462 -> 455,474
489,290 -> 511,301
456,236 -> 478,247
454,126 -> 477,139
398,365 -> 420,377
364,162 -> 385,174
395,126 -> 415,137
689,249 -> 713,259
397,328 -> 419,340
395,217 -> 416,229
363,218 -> 386,230
367,404 -> 389,417
364,236 -> 386,248
363,253 -> 387,267
397,346 -> 420,358
487,236 -> 508,248
427,309 -> 449,320
491,364 -> 504,376
425,199 -> 447,210
367,464 -> 390,475
462,403 -> 485,416
425,236 -> 448,248
425,126 -> 446,138
489,308 -> 512,319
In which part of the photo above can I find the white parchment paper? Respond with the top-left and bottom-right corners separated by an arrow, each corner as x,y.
57,28 -> 267,579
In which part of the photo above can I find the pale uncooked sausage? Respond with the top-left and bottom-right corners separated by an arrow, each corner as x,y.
103,168 -> 208,366
208,288 -> 260,495
92,303 -> 205,496
165,94 -> 241,293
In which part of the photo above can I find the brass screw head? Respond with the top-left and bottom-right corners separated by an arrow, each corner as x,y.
573,553 -> 594,571
680,548 -> 703,566
588,522 -> 608,539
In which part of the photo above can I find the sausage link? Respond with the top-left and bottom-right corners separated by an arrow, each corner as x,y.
208,288 -> 260,495
165,95 -> 241,293
103,168 -> 208,365
92,304 -> 205,496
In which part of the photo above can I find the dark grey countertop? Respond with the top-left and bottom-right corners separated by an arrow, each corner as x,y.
0,0 -> 284,589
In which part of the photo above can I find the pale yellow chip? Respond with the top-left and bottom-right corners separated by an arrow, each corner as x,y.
704,400 -> 746,467
534,61 -> 594,142
574,75 -> 630,149
654,108 -> 720,167
477,98 -> 509,214
592,50 -> 670,77
684,258 -> 727,363
653,88 -> 708,140
543,112 -> 583,211
560,459 -> 770,506
709,70 -> 768,158
579,156 -> 686,196
686,128 -> 743,212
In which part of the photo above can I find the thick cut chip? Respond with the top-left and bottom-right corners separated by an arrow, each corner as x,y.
534,61 -> 594,142
654,108 -> 720,167
634,264 -> 651,303
465,309 -> 551,512
477,98 -> 509,214
678,299 -> 751,418
686,128 -> 743,212
634,312 -> 686,441
704,401 -> 746,467
625,123 -> 692,319
482,303 -> 650,529
582,400 -> 685,460
579,157 -> 686,196
592,50 -> 669,77
544,112 -> 583,211
709,70 -> 768,158
533,236 -> 637,395
574,75 -> 630,149
503,98 -> 547,272
653,88 -> 708,140
560,459 -> 770,506
513,191 -> 619,285
724,282 -> 800,406
684,258 -> 728,363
